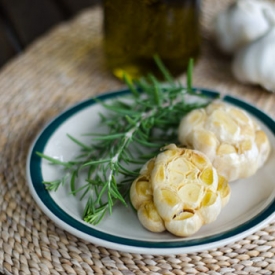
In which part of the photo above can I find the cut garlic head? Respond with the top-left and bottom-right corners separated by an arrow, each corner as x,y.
178,101 -> 271,182
130,144 -> 231,237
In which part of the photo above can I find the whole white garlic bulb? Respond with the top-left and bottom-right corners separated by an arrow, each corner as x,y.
214,0 -> 275,54
232,15 -> 275,92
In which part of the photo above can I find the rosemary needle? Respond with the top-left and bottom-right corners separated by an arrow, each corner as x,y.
37,57 -> 215,225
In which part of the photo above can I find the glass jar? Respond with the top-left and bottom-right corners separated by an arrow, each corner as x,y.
103,0 -> 201,80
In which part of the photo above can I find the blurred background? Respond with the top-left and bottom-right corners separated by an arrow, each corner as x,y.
0,0 -> 101,69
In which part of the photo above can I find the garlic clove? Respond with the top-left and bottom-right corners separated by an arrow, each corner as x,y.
130,159 -> 166,233
189,129 -> 219,162
153,188 -> 184,221
165,210 -> 203,237
198,190 -> 222,224
130,176 -> 153,209
214,0 -> 275,54
137,201 -> 166,233
178,183 -> 205,209
130,157 -> 156,211
255,130 -> 271,168
217,175 -> 231,207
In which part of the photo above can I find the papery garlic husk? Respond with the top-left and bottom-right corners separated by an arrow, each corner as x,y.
232,24 -> 275,92
130,144 -> 231,237
178,101 -> 271,182
213,0 -> 275,54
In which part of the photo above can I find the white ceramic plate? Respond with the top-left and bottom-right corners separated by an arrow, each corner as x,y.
27,88 -> 275,255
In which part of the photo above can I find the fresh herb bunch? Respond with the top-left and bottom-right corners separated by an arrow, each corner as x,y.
37,56 -> 214,225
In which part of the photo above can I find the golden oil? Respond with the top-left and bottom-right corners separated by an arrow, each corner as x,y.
103,0 -> 201,80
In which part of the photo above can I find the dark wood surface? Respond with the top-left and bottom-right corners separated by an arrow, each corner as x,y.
0,0 -> 101,68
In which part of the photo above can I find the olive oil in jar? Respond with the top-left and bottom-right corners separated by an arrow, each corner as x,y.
103,0 -> 201,80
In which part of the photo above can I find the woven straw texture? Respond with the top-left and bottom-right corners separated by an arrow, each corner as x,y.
1,1 -> 275,274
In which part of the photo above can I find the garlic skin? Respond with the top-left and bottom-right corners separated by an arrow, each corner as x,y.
178,101 -> 271,182
232,25 -> 275,92
214,0 -> 275,54
130,144 -> 231,237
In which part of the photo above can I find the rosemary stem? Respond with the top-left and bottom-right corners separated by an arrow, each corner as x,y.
38,58 -> 215,225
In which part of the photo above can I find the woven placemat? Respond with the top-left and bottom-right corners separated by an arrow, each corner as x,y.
1,1 -> 275,274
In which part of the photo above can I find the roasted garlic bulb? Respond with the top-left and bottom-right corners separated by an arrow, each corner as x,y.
130,144 -> 230,237
178,101 -> 270,182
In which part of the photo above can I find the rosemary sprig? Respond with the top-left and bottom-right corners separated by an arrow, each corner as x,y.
37,57 -> 215,225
